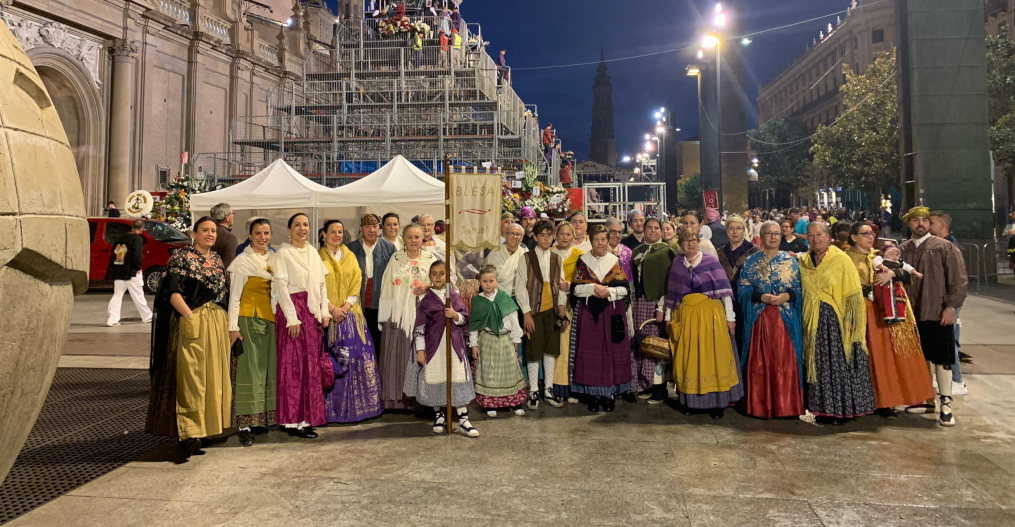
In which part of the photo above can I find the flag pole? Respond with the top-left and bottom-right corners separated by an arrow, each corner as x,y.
443,155 -> 453,436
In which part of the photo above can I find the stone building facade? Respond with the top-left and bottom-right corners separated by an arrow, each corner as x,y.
0,0 -> 347,215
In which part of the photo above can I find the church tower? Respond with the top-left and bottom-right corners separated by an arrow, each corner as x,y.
589,49 -> 617,167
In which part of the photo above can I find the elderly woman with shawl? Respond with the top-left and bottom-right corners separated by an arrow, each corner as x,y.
665,227 -> 743,419
630,218 -> 677,404
606,217 -> 633,281
799,221 -> 875,425
736,221 -> 804,419
569,225 -> 633,413
319,220 -> 383,423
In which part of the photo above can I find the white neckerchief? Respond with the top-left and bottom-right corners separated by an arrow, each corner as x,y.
227,245 -> 272,279
579,251 -> 619,281
684,252 -> 703,270
913,232 -> 932,247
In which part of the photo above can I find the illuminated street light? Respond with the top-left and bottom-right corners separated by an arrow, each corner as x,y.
741,37 -> 752,46
696,49 -> 704,60
621,155 -> 632,163
702,34 -> 719,49
713,12 -> 727,28
656,126 -> 665,134
686,65 -> 701,76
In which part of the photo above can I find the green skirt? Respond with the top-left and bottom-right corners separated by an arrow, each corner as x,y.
233,316 -> 277,425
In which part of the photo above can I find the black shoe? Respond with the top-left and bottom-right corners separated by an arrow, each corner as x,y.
875,408 -> 897,419
238,429 -> 254,447
603,396 -> 616,412
251,426 -> 269,435
815,416 -> 848,426
959,351 -> 973,363
708,408 -> 725,420
647,384 -> 667,405
587,399 -> 600,412
621,392 -> 637,403
297,427 -> 319,439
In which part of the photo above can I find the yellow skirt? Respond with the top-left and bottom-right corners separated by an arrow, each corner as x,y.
176,303 -> 232,439
552,305 -> 573,387
669,293 -> 739,395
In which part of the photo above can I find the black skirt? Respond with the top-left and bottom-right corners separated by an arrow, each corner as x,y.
915,321 -> 956,365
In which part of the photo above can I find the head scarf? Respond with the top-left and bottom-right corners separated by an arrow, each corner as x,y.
519,206 -> 536,219
902,206 -> 930,223
705,208 -> 721,223
360,213 -> 380,227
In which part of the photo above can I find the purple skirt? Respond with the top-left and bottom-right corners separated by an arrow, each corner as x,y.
570,299 -> 633,397
323,312 -> 384,423
275,292 -> 326,426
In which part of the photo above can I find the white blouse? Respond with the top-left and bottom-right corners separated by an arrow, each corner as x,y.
270,243 -> 330,327
572,252 -> 627,302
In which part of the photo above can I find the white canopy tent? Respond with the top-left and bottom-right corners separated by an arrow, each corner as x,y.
189,158 -> 340,237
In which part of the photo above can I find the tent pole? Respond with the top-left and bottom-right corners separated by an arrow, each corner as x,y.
444,155 -> 453,436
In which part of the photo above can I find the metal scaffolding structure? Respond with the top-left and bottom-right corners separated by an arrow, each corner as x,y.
202,15 -> 552,187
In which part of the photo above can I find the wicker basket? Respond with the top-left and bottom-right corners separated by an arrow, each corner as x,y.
638,318 -> 672,361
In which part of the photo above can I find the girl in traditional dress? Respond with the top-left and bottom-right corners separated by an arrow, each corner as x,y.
737,221 -> 805,419
378,223 -> 437,410
665,227 -> 743,419
271,213 -> 331,438
629,218 -> 677,404
405,261 -> 479,437
569,225 -> 633,412
470,265 -> 527,417
226,218 -> 276,447
844,222 -> 933,418
147,216 -> 231,458
799,221 -> 875,425
319,220 -> 384,423
606,217 -> 633,283
550,221 -> 583,403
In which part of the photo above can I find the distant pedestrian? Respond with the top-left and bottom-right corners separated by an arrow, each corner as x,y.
105,219 -> 153,326
105,200 -> 121,218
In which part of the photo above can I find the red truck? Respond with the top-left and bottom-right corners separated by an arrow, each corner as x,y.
88,217 -> 192,293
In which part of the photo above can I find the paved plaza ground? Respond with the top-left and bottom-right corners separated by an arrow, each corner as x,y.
4,289 -> 1015,526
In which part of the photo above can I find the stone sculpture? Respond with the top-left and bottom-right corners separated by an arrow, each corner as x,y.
0,18 -> 88,482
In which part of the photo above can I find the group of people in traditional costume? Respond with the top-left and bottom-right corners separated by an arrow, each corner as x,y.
145,202 -> 967,456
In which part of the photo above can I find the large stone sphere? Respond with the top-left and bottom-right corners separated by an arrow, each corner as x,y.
0,19 -> 88,483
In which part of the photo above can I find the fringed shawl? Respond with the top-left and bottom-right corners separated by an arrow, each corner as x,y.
664,252 -> 733,311
319,245 -> 367,344
845,247 -> 921,357
798,245 -> 867,383
569,253 -> 629,322
552,245 -> 583,282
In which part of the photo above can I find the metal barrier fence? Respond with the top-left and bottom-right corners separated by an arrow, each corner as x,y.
961,241 -> 1002,291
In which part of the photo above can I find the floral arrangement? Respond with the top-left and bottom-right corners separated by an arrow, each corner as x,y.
159,174 -> 218,231
501,161 -> 574,219
378,14 -> 429,38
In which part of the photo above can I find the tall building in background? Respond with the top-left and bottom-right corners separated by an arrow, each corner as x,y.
589,50 -> 617,168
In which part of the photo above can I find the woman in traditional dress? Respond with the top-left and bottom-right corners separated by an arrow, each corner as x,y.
718,215 -> 761,351
226,218 -> 276,447
606,217 -> 633,282
147,216 -> 231,458
550,221 -> 583,403
568,211 -> 592,253
271,213 -> 331,438
845,221 -> 933,417
736,221 -> 805,419
678,211 -> 718,257
470,265 -> 527,417
799,221 -> 876,425
319,219 -> 384,423
569,225 -> 633,412
378,223 -> 437,410
665,227 -> 743,419
629,218 -> 677,403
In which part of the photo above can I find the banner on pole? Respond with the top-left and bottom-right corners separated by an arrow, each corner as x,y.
449,171 -> 502,251
703,190 -> 719,210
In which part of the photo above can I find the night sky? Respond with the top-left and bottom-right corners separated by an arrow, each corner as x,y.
327,0 -> 856,161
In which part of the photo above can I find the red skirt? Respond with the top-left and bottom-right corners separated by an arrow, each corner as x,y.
746,305 -> 804,419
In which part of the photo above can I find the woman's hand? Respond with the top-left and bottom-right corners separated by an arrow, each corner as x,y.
321,316 -> 332,328
760,293 -> 774,305
412,283 -> 429,296
229,330 -> 242,346
416,349 -> 426,365
287,324 -> 300,338
444,306 -> 459,320
727,321 -> 736,335
873,270 -> 894,287
471,346 -> 479,360
593,284 -> 610,298
655,310 -> 664,323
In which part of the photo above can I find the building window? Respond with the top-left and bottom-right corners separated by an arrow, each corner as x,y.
872,28 -> 885,44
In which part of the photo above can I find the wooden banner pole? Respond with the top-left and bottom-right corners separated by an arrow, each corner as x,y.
443,156 -> 453,436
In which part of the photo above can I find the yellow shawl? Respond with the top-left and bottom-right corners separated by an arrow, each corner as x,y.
319,245 -> 368,343
554,246 -> 584,282
798,245 -> 867,383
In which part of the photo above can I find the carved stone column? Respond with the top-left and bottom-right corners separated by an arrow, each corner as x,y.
107,38 -> 137,207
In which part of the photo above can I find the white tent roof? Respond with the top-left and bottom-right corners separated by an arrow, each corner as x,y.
189,158 -> 332,213
326,154 -> 444,206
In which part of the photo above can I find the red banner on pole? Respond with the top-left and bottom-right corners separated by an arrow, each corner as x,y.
703,190 -> 718,210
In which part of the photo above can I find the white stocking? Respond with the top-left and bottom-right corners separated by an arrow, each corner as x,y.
527,361 -> 540,392
542,355 -> 556,393
936,365 -> 953,398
